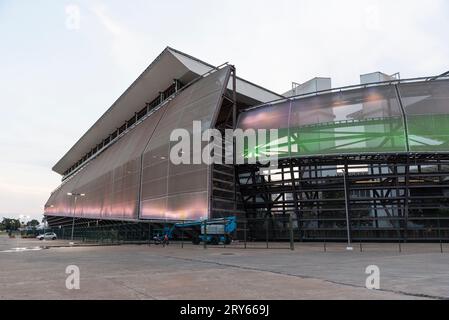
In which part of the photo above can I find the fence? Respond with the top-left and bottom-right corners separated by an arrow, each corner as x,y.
43,214 -> 449,252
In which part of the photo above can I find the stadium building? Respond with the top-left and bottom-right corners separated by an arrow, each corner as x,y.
44,47 -> 449,242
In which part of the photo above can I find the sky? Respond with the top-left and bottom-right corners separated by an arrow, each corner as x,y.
0,0 -> 448,221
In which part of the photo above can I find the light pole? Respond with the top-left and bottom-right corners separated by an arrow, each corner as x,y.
342,170 -> 353,251
19,215 -> 30,235
42,217 -> 47,235
67,192 -> 85,240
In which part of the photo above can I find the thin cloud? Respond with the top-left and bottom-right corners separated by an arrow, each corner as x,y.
89,4 -> 154,75
90,4 -> 124,36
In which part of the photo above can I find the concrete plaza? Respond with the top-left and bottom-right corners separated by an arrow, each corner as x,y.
1,235 -> 448,299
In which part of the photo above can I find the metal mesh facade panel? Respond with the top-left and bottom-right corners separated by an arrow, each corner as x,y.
46,67 -> 231,221
45,107 -> 164,220
45,170 -> 84,218
140,67 -> 231,220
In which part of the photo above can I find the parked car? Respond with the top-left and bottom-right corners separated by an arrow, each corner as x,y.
36,232 -> 57,240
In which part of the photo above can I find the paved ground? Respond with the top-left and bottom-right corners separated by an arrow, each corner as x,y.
0,235 -> 448,299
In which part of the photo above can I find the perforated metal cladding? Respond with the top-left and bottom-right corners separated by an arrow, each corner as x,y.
44,169 -> 84,218
45,67 -> 231,221
140,67 -> 231,220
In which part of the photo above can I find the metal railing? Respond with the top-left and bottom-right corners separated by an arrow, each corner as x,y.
243,73 -> 449,112
43,214 -> 449,252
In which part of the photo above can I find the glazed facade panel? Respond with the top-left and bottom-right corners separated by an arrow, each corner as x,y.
237,80 -> 449,160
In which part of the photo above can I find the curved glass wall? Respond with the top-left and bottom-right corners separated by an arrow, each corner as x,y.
237,103 -> 291,160
289,85 -> 406,155
238,79 -> 449,159
398,80 -> 449,152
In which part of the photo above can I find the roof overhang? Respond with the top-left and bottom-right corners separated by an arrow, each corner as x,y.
52,47 -> 282,175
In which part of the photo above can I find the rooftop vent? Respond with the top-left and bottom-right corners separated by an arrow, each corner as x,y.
283,77 -> 332,97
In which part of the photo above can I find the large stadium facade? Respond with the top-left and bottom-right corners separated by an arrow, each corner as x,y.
44,47 -> 449,241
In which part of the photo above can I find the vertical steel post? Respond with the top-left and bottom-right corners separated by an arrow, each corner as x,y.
203,220 -> 207,249
266,217 -> 269,249
403,156 -> 410,242
71,195 -> 77,241
289,213 -> 294,251
394,84 -> 410,152
289,160 -> 301,242
232,66 -> 238,212
223,220 -> 226,248
396,84 -> 410,243
232,66 -> 237,136
244,220 -> 247,249
343,169 -> 352,250
438,213 -> 443,253
437,155 -> 444,253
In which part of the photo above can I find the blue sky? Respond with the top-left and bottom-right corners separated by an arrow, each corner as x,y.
0,0 -> 448,221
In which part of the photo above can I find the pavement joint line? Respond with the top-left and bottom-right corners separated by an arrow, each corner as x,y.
2,240 -> 448,299
154,253 -> 448,300
1,273 -> 158,300
104,278 -> 158,300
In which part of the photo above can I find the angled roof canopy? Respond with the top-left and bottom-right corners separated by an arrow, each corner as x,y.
52,47 -> 282,175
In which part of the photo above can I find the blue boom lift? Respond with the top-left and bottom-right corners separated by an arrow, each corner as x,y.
156,216 -> 237,245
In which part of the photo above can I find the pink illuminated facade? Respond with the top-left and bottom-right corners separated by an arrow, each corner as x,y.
44,47 -> 281,224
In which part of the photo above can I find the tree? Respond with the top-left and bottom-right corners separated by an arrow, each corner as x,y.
27,219 -> 40,227
1,218 -> 12,230
1,218 -> 21,231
